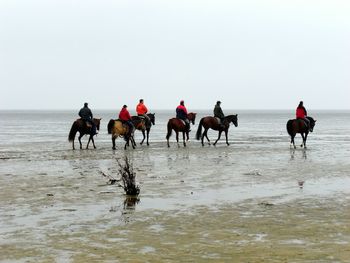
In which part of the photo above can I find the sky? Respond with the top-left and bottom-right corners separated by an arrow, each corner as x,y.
0,0 -> 349,110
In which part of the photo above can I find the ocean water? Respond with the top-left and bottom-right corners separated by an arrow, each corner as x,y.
0,110 -> 350,261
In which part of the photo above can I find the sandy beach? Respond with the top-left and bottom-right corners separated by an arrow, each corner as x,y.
1,110 -> 350,262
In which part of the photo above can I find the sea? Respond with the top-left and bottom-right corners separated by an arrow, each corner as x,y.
0,110 -> 350,262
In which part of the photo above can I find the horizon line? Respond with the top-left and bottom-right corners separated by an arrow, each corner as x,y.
0,108 -> 349,111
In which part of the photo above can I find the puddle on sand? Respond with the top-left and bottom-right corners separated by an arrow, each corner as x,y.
1,143 -> 350,262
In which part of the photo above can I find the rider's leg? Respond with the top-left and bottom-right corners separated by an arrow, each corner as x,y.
185,119 -> 191,132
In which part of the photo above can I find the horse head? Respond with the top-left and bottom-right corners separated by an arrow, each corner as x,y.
307,116 -> 316,132
225,114 -> 238,127
147,113 -> 155,125
188,112 -> 197,125
93,118 -> 102,131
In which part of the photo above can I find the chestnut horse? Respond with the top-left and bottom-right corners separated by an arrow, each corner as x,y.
196,114 -> 238,146
131,113 -> 155,146
166,112 -> 197,147
107,119 -> 143,150
286,116 -> 316,149
68,118 -> 101,150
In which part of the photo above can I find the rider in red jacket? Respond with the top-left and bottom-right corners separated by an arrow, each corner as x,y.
176,100 -> 190,131
136,99 -> 151,124
296,101 -> 310,130
119,105 -> 134,135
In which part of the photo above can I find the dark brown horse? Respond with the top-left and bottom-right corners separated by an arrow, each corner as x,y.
68,118 -> 101,150
107,119 -> 140,150
131,113 -> 155,146
196,115 -> 238,146
287,116 -> 316,149
166,112 -> 197,147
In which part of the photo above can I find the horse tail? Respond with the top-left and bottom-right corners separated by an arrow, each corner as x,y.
165,120 -> 172,140
107,119 -> 115,134
196,118 -> 204,140
68,121 -> 78,142
286,120 -> 293,136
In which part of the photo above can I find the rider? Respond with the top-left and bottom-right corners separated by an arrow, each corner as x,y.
136,99 -> 150,125
176,100 -> 190,132
78,102 -> 96,135
296,101 -> 310,130
119,105 -> 134,137
214,101 -> 225,129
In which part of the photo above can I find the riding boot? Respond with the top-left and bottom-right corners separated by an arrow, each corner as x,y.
186,123 -> 191,132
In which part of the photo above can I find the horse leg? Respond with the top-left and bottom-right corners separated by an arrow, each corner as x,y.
146,129 -> 150,146
91,136 -> 96,149
131,136 -> 136,149
78,134 -> 83,149
112,136 -> 116,150
304,132 -> 308,149
203,128 -> 210,146
183,132 -> 186,147
72,139 -> 75,150
140,130 -> 145,145
213,131 -> 223,146
167,136 -> 170,148
289,135 -> 294,149
225,130 -> 230,146
124,137 -> 129,150
300,133 -> 306,148
86,136 -> 91,149
176,131 -> 180,147
166,124 -> 172,148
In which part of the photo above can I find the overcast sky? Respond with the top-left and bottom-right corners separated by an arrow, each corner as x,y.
1,0 -> 349,110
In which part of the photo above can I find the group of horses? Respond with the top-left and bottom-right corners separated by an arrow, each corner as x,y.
68,113 -> 316,150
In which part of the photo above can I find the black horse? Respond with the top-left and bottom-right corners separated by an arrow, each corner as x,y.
196,115 -> 238,146
131,113 -> 155,146
68,118 -> 101,150
286,116 -> 316,149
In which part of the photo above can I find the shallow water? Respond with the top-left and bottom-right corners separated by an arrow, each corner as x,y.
0,110 -> 350,262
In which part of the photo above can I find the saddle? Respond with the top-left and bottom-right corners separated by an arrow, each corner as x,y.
79,118 -> 92,128
296,118 -> 308,127
177,118 -> 190,131
118,119 -> 134,135
177,118 -> 186,126
215,117 -> 222,125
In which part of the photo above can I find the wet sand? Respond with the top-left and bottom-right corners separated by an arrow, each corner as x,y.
1,138 -> 350,262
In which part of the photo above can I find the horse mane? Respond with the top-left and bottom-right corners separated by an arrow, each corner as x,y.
306,116 -> 315,122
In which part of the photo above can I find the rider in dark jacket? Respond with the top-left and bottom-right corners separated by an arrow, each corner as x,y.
79,102 -> 96,134
214,101 -> 225,129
